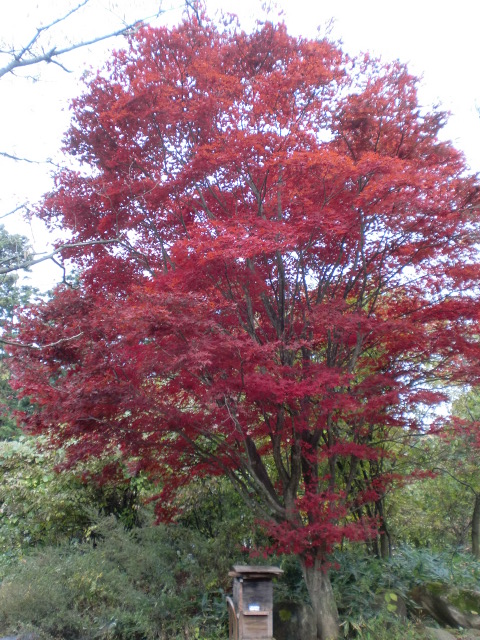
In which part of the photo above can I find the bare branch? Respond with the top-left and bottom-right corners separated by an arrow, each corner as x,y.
0,1 -> 164,80
0,151 -> 58,167
0,151 -> 42,164
15,1 -> 90,64
0,203 -> 30,220
1,332 -> 84,350
0,238 -> 121,275
185,0 -> 202,24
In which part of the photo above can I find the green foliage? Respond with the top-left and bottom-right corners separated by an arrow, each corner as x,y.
0,438 -> 147,550
453,387 -> 480,422
383,423 -> 480,553
0,224 -> 35,328
0,438 -> 94,549
0,224 -> 39,440
387,546 -> 480,590
387,473 -> 473,550
274,554 -> 309,604
0,516 -> 241,639
177,476 -> 258,545
0,460 -> 259,638
342,615 -> 429,640
330,545 -> 480,637
0,359 -> 24,439
5,528 -> 479,640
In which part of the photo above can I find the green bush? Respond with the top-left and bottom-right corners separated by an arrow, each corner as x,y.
341,614 -> 429,640
274,554 -> 309,604
3,515 -> 479,639
0,438 -> 95,550
330,545 -> 480,637
0,516 -> 239,639
0,438 -> 150,552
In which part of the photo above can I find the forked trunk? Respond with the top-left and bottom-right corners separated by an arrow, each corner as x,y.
300,555 -> 340,640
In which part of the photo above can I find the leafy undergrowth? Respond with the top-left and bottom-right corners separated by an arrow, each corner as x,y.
1,523 -> 480,639
342,618 -> 430,640
0,516 -> 234,640
331,546 -> 480,638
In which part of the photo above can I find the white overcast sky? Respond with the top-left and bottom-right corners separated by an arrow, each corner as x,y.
2,0 -> 480,290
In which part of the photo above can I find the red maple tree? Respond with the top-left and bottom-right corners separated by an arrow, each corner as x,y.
9,9 -> 480,639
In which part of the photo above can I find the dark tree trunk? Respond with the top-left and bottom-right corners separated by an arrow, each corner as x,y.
300,555 -> 340,640
472,493 -> 480,559
376,499 -> 391,559
379,529 -> 391,559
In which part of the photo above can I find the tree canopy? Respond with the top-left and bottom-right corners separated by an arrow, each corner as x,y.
9,9 -> 480,639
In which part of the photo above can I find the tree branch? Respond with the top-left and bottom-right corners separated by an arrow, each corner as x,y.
0,238 -> 121,275
1,332 -> 83,350
0,1 -> 163,80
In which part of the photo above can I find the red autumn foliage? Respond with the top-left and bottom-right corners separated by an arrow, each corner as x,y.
8,9 -> 480,637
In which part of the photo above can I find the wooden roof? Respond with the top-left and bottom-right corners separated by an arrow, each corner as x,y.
229,565 -> 283,578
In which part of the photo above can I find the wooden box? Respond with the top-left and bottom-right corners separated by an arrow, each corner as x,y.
228,565 -> 283,640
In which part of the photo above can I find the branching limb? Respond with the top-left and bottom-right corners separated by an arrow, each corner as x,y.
0,1 -> 164,80
0,237 -> 121,275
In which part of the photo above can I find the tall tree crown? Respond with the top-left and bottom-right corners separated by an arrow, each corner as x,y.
10,12 -> 480,569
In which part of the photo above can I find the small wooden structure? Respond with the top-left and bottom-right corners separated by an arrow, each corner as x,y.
227,565 -> 283,640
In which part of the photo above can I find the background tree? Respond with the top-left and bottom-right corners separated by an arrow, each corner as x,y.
441,390 -> 480,558
0,225 -> 37,438
0,0 -> 168,276
0,436 -> 149,550
9,10 -> 480,639
386,391 -> 480,559
386,437 -> 473,552
0,226 -> 35,322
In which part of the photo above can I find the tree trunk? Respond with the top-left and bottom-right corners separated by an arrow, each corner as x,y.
472,493 -> 480,559
368,535 -> 380,558
376,499 -> 391,559
300,555 -> 340,640
379,529 -> 391,559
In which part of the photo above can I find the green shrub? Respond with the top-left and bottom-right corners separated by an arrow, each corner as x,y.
330,545 -> 480,637
274,554 -> 309,604
341,614 -> 430,640
0,438 -> 149,552
0,516 -> 238,639
0,438 -> 94,550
